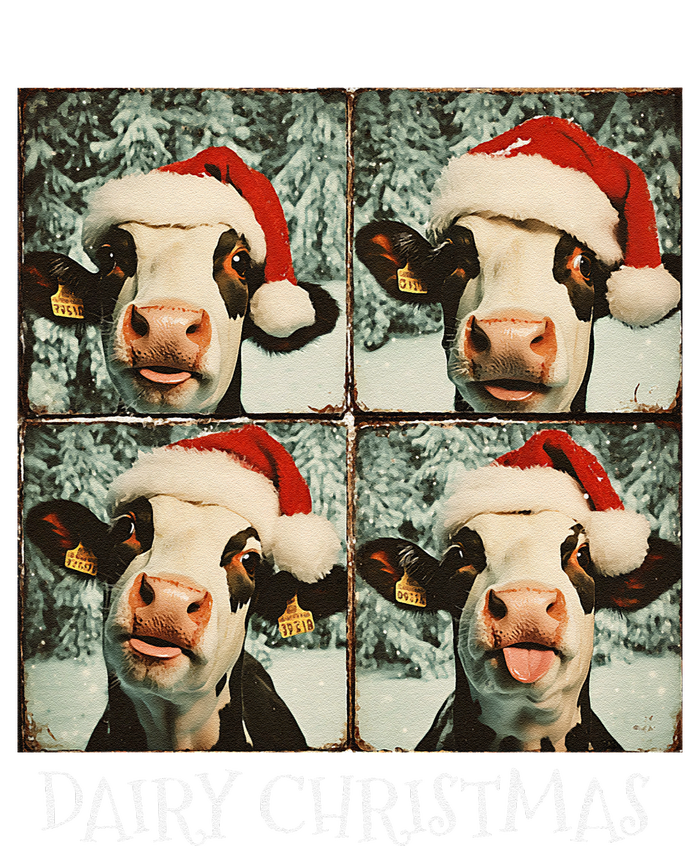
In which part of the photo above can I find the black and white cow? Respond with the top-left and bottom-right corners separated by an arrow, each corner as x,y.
358,430 -> 681,751
25,427 -> 346,751
23,147 -> 339,415
356,117 -> 680,413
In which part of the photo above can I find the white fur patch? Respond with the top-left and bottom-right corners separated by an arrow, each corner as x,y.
270,512 -> 341,583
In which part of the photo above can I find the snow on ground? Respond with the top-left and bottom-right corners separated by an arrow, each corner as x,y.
354,313 -> 680,413
28,648 -> 678,753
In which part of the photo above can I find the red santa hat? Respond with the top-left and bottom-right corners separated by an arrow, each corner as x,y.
442,429 -> 650,577
82,147 -> 315,339
430,116 -> 680,328
109,426 -> 341,583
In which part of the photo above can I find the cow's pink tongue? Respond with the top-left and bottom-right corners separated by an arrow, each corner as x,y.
503,646 -> 555,683
130,637 -> 182,659
139,368 -> 191,385
484,384 -> 535,402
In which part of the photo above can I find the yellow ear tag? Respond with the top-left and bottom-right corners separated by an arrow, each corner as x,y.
51,284 -> 85,319
278,594 -> 315,638
395,572 -> 427,607
397,263 -> 428,295
64,542 -> 98,576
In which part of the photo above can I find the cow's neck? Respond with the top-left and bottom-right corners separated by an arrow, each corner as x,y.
125,654 -> 246,752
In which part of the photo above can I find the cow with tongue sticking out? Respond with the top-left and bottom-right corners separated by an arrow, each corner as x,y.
358,430 -> 681,751
25,426 -> 345,751
356,117 -> 680,412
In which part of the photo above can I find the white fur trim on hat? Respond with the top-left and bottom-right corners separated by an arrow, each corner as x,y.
249,278 -> 315,337
429,153 -> 623,266
109,447 -> 280,548
82,170 -> 266,264
442,463 -> 649,575
270,512 -> 342,583
606,265 -> 681,327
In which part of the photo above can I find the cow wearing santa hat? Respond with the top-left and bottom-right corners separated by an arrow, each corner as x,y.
23,147 -> 339,415
356,117 -> 681,413
25,426 -> 346,751
358,430 -> 681,751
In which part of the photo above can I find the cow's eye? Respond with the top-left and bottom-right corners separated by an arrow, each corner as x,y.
111,513 -> 136,544
568,248 -> 593,284
575,543 -> 592,574
229,250 -> 251,280
240,550 -> 260,577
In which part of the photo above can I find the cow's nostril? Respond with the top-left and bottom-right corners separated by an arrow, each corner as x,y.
487,590 -> 507,620
187,602 -> 200,614
130,307 -> 150,338
139,574 -> 155,605
470,318 -> 490,354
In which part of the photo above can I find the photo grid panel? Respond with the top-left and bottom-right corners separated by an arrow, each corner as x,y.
19,88 -> 681,753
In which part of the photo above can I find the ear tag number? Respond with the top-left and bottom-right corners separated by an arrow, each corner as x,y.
64,542 -> 98,576
396,572 -> 427,607
278,595 -> 315,638
51,285 -> 84,319
397,264 -> 428,294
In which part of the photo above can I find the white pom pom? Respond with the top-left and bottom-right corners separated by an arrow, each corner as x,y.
250,279 -> 315,338
587,510 -> 650,576
607,266 -> 680,328
270,512 -> 341,583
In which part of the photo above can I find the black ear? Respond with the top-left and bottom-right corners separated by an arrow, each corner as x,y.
596,537 -> 681,611
662,253 -> 681,284
22,252 -> 102,323
357,538 -> 443,613
356,221 -> 439,304
253,566 -> 347,623
25,500 -> 110,580
245,280 -> 340,353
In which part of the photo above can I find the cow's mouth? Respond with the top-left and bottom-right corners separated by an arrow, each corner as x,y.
128,635 -> 192,661
501,643 -> 556,683
480,380 -> 551,403
135,366 -> 200,387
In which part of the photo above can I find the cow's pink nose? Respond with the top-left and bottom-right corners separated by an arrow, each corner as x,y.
129,573 -> 212,647
486,584 -> 566,643
465,313 -> 557,374
125,302 -> 212,359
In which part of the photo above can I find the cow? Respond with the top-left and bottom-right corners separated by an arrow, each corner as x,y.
24,426 -> 346,751
22,147 -> 339,416
356,117 -> 681,413
358,430 -> 681,751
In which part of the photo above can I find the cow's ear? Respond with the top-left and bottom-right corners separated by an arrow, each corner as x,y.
357,538 -> 443,613
25,500 -> 110,580
245,280 -> 340,353
596,537 -> 681,611
355,221 -> 443,304
253,566 -> 347,623
22,252 -> 101,324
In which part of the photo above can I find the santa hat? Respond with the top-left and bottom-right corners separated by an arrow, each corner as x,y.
108,426 -> 341,583
430,116 -> 680,327
82,147 -> 315,338
442,429 -> 650,577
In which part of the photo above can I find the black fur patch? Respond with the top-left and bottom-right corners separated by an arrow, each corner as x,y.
212,229 -> 256,320
553,234 -> 608,322
560,524 -> 595,614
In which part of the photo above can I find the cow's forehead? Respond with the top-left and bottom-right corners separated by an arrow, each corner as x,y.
465,510 -> 579,561
148,495 -> 255,544
454,214 -> 563,252
120,221 -> 234,257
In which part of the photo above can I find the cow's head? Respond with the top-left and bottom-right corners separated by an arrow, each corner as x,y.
358,431 -> 681,749
356,117 -> 680,413
26,427 -> 345,749
23,148 -> 339,415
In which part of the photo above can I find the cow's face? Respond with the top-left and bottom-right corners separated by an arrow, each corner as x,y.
451,512 -> 595,740
96,223 -> 256,414
355,215 -> 611,413
446,216 -> 596,413
104,495 -> 259,696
